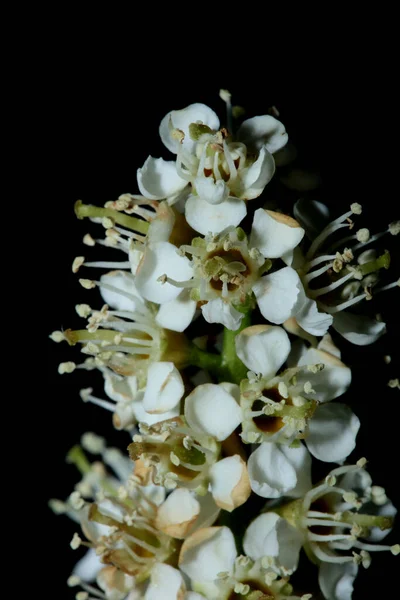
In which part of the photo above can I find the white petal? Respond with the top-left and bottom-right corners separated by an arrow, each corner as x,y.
156,289 -> 197,332
155,488 -> 200,539
143,362 -> 184,414
100,271 -> 142,312
250,209 -> 304,261
247,442 -> 312,498
209,455 -> 251,512
296,347 -> 352,403
104,371 -> 134,403
179,526 -> 237,583
186,492 -> 221,536
73,549 -> 102,582
235,324 -> 291,378
184,383 -> 243,441
185,194 -> 247,235
195,176 -> 229,205
243,512 -> 303,572
306,403 -> 360,463
186,594 -> 207,600
132,391 -> 180,426
332,312 -> 387,345
240,146 -> 276,199
237,115 -> 288,154
219,382 -> 240,403
147,200 -> 176,244
367,500 -> 397,542
201,298 -> 244,331
253,267 -> 301,324
145,563 -> 185,600
160,103 -> 220,154
135,241 -> 193,303
295,293 -> 333,337
318,562 -> 358,600
137,156 -> 187,200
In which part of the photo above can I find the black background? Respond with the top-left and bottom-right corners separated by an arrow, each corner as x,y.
43,64 -> 399,599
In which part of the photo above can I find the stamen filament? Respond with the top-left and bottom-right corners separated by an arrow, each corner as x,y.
83,261 -> 131,269
308,271 -> 355,298
305,262 -> 334,283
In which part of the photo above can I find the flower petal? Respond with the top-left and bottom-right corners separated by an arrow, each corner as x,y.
185,194 -> 246,235
73,549 -> 102,582
243,512 -> 303,573
296,347 -> 352,403
155,488 -> 200,539
318,562 -> 358,600
184,383 -> 243,441
247,442 -> 312,498
237,115 -> 288,154
209,455 -> 251,512
295,292 -> 333,337
160,103 -> 220,154
250,209 -> 304,262
142,362 -> 184,414
239,146 -> 276,200
137,156 -> 188,200
253,267 -> 301,324
332,312 -> 387,346
201,298 -> 244,331
194,176 -> 229,205
156,289 -> 197,332
235,324 -> 291,378
306,403 -> 360,463
135,241 -> 193,303
132,391 -> 180,426
100,271 -> 144,313
145,563 -> 185,600
179,526 -> 237,583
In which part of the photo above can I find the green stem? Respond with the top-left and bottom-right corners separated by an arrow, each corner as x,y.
189,345 -> 223,378
75,200 -> 149,235
221,309 -> 252,384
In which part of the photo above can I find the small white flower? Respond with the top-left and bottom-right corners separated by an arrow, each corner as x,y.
143,102 -> 287,235
236,326 -> 358,463
257,462 -> 398,582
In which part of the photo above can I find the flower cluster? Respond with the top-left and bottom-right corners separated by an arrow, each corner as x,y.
51,92 -> 399,600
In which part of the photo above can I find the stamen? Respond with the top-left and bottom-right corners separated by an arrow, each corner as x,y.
83,261 -> 131,269
309,542 -> 354,564
157,274 -> 197,288
318,291 -> 367,314
80,389 -> 116,412
305,262 -> 334,283
305,254 -> 337,270
306,208 -> 355,259
220,88 -> 233,134
308,270 -> 355,298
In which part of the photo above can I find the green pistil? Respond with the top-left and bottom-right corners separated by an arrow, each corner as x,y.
64,329 -> 135,347
173,444 -> 206,466
356,249 -> 391,277
75,200 -> 149,234
340,511 -> 394,531
67,445 -> 92,475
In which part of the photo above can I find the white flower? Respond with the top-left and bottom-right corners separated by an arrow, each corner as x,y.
179,526 -> 308,599
236,326 -> 358,463
287,199 -> 398,344
139,102 -> 287,235
254,461 -> 398,582
138,215 -> 304,332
